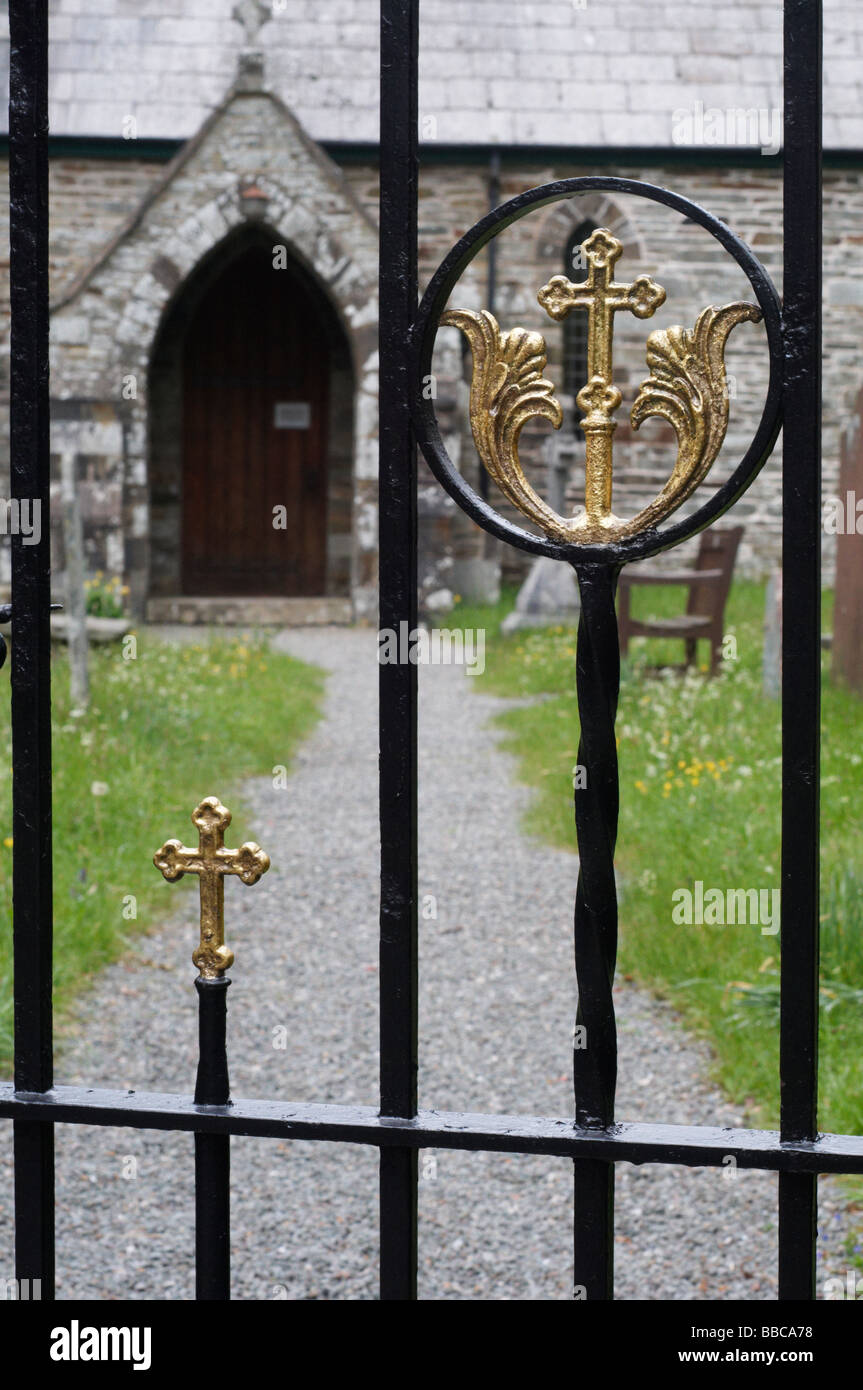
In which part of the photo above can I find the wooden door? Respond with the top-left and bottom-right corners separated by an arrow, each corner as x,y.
181,244 -> 330,595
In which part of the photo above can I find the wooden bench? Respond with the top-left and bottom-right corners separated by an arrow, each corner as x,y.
617,525 -> 744,676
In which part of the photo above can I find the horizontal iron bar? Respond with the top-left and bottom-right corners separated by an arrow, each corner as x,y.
1,1085 -> 862,1173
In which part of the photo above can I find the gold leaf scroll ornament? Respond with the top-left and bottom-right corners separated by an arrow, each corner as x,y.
441,228 -> 761,545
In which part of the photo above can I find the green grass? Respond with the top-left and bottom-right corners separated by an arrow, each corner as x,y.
452,580 -> 863,1138
0,632 -> 324,1068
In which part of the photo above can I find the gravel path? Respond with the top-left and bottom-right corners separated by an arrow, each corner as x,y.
0,625 -> 856,1299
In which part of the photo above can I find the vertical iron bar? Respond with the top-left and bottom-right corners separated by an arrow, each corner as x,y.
9,0 -> 55,1299
194,977 -> 231,1300
573,1159 -> 614,1301
378,0 -> 419,1300
779,0 -> 822,1302
571,562 -> 620,1300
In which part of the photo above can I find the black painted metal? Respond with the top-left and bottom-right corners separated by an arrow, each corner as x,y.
378,0 -> 419,1301
195,1134 -> 230,1300
571,565 -> 622,1131
3,1085 -> 863,1173
574,1159 -> 614,1300
2,0 -> 840,1307
194,978 -> 232,1300
8,0 -> 55,1301
570,564 -> 621,1296
778,0 -> 823,1303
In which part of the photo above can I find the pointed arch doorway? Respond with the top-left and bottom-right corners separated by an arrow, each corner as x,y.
183,241 -> 328,595
148,230 -> 354,605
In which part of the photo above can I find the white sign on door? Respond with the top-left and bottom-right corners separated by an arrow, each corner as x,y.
274,402 -> 311,430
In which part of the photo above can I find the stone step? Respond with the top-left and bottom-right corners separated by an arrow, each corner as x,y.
145,596 -> 353,627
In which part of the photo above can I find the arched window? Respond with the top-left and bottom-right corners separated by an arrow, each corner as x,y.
562,218 -> 597,430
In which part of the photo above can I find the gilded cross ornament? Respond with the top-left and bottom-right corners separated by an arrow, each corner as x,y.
442,227 -> 761,544
154,797 -> 270,979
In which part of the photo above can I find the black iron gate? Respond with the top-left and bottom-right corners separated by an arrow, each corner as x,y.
1,0 -> 859,1303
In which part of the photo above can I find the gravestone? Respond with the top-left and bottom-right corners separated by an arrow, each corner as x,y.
60,450 -> 89,709
832,386 -> 863,693
501,557 -> 581,633
762,568 -> 782,699
501,433 -> 581,633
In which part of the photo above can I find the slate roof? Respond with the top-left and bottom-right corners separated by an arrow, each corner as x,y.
0,0 -> 861,149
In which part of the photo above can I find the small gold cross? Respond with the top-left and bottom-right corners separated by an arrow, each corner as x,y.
538,229 -> 666,527
154,797 -> 270,979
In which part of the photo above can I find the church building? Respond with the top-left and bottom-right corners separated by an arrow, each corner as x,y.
0,1 -> 860,621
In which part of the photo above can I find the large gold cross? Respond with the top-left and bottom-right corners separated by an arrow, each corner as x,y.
154,796 -> 270,979
537,229 -> 666,527
442,225 -> 759,546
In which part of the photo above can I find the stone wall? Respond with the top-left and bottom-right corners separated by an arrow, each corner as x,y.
20,0 -> 863,151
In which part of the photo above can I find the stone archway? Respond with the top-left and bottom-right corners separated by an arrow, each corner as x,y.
535,192 -> 647,267
109,180 -> 378,620
50,99 -> 381,621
